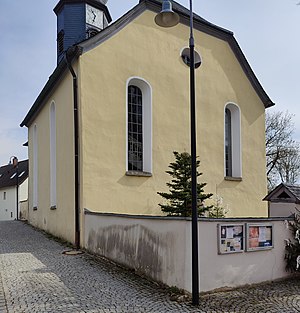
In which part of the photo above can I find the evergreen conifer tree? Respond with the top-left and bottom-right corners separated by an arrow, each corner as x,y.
158,151 -> 213,217
285,210 -> 300,272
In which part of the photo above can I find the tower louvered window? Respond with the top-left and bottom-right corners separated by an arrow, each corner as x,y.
57,30 -> 64,54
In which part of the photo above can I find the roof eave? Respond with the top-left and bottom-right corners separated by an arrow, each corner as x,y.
21,0 -> 274,128
20,46 -> 82,128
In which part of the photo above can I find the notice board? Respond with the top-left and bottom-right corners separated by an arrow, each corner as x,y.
246,223 -> 273,251
218,224 -> 244,254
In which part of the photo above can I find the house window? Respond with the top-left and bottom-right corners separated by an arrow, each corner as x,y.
50,102 -> 57,208
33,124 -> 38,208
224,103 -> 242,178
126,77 -> 152,174
3,192 -> 6,200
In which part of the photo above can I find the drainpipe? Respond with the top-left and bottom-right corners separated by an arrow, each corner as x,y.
64,51 -> 80,250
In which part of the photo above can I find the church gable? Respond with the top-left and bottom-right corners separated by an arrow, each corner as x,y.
79,0 -> 274,109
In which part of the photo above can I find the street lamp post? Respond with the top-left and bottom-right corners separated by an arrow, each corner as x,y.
155,0 -> 200,306
10,156 -> 19,220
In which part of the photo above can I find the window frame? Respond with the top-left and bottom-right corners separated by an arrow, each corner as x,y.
50,101 -> 57,208
126,77 -> 152,175
33,124 -> 38,208
224,103 -> 242,179
127,85 -> 143,172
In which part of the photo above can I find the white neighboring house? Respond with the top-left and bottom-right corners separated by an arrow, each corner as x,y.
0,160 -> 28,221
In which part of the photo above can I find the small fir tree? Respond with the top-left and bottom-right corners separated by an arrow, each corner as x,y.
157,151 -> 213,217
208,195 -> 228,218
285,209 -> 300,272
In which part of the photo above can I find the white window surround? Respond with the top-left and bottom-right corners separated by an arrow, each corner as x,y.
50,102 -> 57,208
33,124 -> 38,208
224,102 -> 242,178
126,77 -> 152,174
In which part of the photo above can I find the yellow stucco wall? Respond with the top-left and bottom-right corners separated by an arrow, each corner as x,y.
26,8 -> 268,245
27,69 -> 76,243
79,10 -> 268,218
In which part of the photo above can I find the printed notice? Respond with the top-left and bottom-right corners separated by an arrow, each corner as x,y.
218,224 -> 244,254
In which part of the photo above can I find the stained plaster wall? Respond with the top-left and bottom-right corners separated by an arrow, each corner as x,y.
85,211 -> 291,293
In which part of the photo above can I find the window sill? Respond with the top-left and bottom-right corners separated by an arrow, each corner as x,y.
224,176 -> 242,182
33,206 -> 38,211
126,171 -> 152,177
50,205 -> 57,210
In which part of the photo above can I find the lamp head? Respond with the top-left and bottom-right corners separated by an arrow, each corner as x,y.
155,0 -> 180,28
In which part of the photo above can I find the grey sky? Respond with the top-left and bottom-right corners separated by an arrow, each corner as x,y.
0,0 -> 299,165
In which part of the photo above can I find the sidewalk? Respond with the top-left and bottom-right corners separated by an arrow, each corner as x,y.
0,221 -> 299,312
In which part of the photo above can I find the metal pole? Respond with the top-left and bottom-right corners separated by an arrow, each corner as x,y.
189,0 -> 199,306
16,164 -> 19,220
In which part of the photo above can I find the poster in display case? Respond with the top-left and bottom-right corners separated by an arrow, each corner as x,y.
246,223 -> 273,251
218,224 -> 244,254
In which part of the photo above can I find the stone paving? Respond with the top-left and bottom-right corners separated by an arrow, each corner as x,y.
0,221 -> 300,312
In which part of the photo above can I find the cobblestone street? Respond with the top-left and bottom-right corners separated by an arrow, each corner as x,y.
0,221 -> 300,312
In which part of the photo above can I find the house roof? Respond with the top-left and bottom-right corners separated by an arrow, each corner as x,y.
263,183 -> 300,204
0,160 -> 29,189
20,0 -> 275,128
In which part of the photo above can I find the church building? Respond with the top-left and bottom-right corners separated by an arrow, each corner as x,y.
21,0 -> 274,246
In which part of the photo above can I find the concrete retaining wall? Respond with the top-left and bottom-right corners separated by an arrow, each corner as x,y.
84,210 -> 292,293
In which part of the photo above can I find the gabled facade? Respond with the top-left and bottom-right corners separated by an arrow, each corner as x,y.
21,0 -> 274,245
264,183 -> 300,217
0,160 -> 29,221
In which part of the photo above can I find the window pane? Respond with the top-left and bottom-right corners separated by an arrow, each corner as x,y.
128,85 -> 143,171
225,108 -> 232,177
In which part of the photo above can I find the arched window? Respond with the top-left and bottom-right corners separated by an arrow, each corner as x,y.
50,102 -> 56,207
33,124 -> 38,208
224,103 -> 242,178
126,77 -> 152,174
128,86 -> 143,171
225,108 -> 232,177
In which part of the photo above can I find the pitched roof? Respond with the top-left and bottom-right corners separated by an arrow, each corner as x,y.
20,0 -> 274,128
263,183 -> 300,204
0,160 -> 29,189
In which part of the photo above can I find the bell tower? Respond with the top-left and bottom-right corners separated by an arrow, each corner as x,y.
54,0 -> 112,64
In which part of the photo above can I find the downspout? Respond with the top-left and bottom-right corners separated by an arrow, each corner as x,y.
64,51 -> 80,250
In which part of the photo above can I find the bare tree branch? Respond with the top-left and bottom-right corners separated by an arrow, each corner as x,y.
266,111 -> 300,190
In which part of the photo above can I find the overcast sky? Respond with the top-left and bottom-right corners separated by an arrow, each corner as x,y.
0,0 -> 299,166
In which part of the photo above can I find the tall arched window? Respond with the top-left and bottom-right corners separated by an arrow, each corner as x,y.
224,103 -> 242,178
225,108 -> 232,177
128,86 -> 143,171
126,77 -> 152,174
33,124 -> 38,208
50,102 -> 56,207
